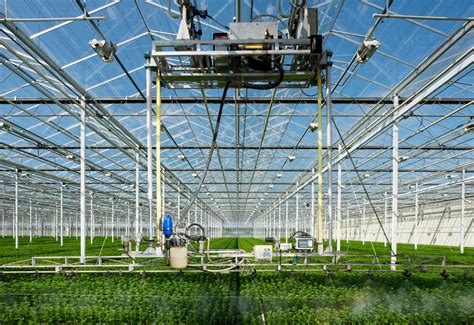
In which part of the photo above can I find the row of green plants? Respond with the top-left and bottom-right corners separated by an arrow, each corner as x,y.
1,268 -> 472,323
239,272 -> 474,323
0,272 -> 241,323
0,237 -> 473,323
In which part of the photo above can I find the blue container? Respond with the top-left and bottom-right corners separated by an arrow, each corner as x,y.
163,215 -> 173,236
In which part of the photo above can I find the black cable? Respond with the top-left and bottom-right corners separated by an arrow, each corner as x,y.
180,81 -> 231,218
207,15 -> 229,30
289,231 -> 312,239
331,116 -> 395,256
186,223 -> 206,237
236,63 -> 284,90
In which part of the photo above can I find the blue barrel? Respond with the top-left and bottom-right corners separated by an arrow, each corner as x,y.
163,215 -> 173,236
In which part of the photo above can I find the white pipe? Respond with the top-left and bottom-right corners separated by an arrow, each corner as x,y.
15,169 -> 18,249
90,193 -> 94,244
135,152 -> 140,251
346,209 -> 349,243
278,201 -> 281,240
0,16 -> 107,22
29,198 -> 32,243
326,65 -> 333,252
146,67 -> 154,240
336,143 -> 342,252
60,184 -> 63,246
414,182 -> 419,250
461,169 -> 465,254
391,95 -> 399,271
311,167 -> 315,237
295,194 -> 299,233
373,14 -> 473,21
285,199 -> 288,243
383,192 -> 387,247
126,202 -> 130,237
177,187 -> 181,223
362,198 -> 366,245
80,98 -> 86,263
111,199 -> 115,243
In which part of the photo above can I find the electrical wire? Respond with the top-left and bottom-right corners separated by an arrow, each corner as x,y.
180,81 -> 231,218
206,15 -> 229,30
236,63 -> 284,90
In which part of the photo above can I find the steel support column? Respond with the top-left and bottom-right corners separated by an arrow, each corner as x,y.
135,152 -> 140,251
336,144 -> 342,252
156,71 -> 163,244
317,68 -> 324,254
391,95 -> 399,271
80,98 -> 86,263
461,169 -> 465,254
15,170 -> 18,248
326,65 -> 333,253
146,65 -> 154,240
60,183 -> 63,246
285,198 -> 289,243
414,182 -> 419,250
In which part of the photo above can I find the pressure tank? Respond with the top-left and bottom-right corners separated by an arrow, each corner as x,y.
163,215 -> 173,237
170,246 -> 188,269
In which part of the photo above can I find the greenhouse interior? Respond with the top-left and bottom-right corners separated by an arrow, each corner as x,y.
0,0 -> 473,323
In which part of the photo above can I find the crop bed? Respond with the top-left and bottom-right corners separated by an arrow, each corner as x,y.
0,237 -> 473,323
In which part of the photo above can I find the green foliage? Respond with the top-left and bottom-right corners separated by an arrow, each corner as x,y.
0,237 -> 473,323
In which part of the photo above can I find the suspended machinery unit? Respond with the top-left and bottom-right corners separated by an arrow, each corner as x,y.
149,0 -> 331,89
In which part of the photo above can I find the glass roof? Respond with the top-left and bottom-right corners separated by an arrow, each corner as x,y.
0,0 -> 472,227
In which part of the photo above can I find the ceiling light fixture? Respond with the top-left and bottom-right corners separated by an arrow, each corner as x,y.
356,39 -> 380,64
308,122 -> 318,132
0,121 -> 12,132
464,118 -> 474,133
89,39 -> 116,62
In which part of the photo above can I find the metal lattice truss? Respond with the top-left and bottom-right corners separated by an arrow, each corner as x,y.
0,1 -> 472,240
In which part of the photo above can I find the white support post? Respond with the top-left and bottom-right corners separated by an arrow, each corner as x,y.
60,184 -> 64,246
194,204 -> 198,229
15,169 -> 18,249
80,98 -> 86,263
346,209 -> 349,243
326,65 -> 333,252
200,205 -> 203,228
391,95 -> 399,271
90,192 -> 94,244
177,187 -> 181,223
2,210 -> 4,238
55,204 -> 58,240
285,198 -> 289,243
126,202 -> 130,237
162,174 -> 165,218
146,66 -> 154,240
311,167 -> 315,237
29,197 -> 32,243
362,198 -> 366,245
336,144 -> 342,253
461,169 -> 465,254
295,194 -> 299,233
278,200 -> 281,240
414,182 -> 419,250
111,199 -> 115,243
383,192 -> 388,247
135,152 -> 140,251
